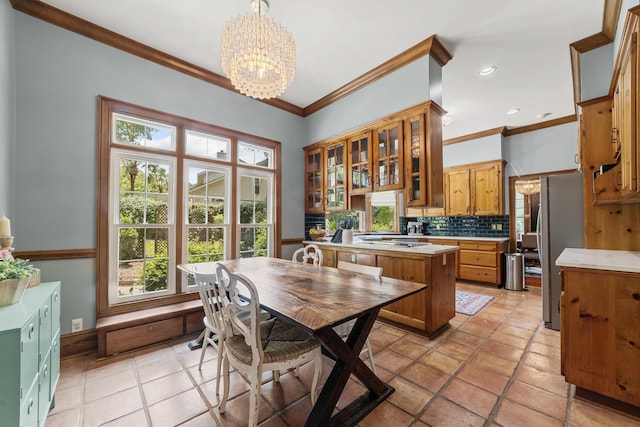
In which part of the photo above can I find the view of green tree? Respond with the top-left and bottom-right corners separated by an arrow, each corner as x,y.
372,206 -> 394,231
115,120 -> 156,191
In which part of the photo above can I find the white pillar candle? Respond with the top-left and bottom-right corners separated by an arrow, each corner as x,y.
0,215 -> 11,236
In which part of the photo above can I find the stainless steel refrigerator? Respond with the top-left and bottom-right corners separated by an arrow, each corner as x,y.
536,172 -> 584,330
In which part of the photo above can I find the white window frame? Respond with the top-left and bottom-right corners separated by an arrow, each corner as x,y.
182,160 -> 232,291
108,148 -> 177,304
236,167 -> 275,258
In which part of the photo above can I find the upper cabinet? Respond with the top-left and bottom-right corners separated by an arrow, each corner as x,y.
373,121 -> 404,191
445,160 -> 504,216
325,139 -> 347,211
348,131 -> 373,195
304,146 -> 324,213
592,13 -> 640,204
404,103 -> 445,209
303,101 -> 445,213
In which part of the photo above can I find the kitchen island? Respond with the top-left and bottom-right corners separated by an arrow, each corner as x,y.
303,239 -> 459,336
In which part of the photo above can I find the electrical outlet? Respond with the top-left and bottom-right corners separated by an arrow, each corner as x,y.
71,318 -> 83,333
491,224 -> 497,230
496,224 -> 503,230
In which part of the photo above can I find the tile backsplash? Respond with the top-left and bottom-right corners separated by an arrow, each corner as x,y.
410,215 -> 510,237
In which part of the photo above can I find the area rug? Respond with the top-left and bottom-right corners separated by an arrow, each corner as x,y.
456,291 -> 493,316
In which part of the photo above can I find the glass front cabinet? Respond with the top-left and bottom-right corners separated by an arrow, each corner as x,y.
348,131 -> 373,195
303,101 -> 445,213
325,140 -> 347,211
404,102 -> 445,209
304,146 -> 324,213
374,121 -> 404,191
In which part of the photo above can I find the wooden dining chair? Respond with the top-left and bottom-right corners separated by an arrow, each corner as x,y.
291,244 -> 323,265
336,260 -> 381,374
215,263 -> 323,427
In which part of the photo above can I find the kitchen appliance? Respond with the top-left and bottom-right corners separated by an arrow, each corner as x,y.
537,172 -> 584,330
407,221 -> 423,236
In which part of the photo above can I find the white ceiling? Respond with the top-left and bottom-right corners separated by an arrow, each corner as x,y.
39,0 -> 606,140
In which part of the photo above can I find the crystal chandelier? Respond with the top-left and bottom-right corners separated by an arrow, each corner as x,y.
515,179 -> 541,195
221,0 -> 296,100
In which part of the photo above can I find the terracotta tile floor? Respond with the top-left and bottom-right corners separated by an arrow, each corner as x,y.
46,283 -> 640,427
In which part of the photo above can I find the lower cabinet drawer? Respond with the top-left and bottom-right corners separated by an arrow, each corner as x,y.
105,317 -> 184,356
459,241 -> 497,251
459,250 -> 496,267
459,265 -> 498,283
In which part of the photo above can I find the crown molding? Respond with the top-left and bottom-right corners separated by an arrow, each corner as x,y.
302,35 -> 452,116
10,0 -> 305,116
443,127 -> 507,145
503,115 -> 577,137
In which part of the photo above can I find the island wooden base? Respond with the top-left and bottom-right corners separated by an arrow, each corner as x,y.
308,242 -> 458,336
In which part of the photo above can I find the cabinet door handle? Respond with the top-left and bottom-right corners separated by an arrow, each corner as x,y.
611,127 -> 618,144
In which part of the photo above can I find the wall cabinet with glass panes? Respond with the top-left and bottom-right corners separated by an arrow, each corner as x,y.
304,146 -> 325,213
325,139 -> 347,211
303,101 -> 444,213
404,102 -> 445,209
348,131 -> 373,194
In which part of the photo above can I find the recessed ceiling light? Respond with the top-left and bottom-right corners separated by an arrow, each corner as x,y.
442,114 -> 453,127
506,108 -> 520,115
479,65 -> 497,76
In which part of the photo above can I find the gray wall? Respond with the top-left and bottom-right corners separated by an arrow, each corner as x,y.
305,56 -> 437,143
0,0 -> 13,217
13,12 -> 305,333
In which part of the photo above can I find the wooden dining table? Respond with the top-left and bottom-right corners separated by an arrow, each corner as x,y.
178,257 -> 426,426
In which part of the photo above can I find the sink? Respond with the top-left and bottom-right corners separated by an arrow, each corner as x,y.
359,240 -> 430,248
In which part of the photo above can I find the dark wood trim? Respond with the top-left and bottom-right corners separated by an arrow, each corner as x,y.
9,0 -> 304,116
96,97 -> 282,318
443,127 -> 507,145
578,95 -> 613,108
282,238 -> 303,245
570,31 -> 613,54
508,169 -> 577,252
302,36 -> 452,116
13,248 -> 95,261
504,115 -> 577,137
61,329 -> 98,358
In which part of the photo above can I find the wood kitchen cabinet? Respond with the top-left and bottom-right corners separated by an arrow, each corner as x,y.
445,169 -> 471,215
325,139 -> 347,211
404,102 -> 445,209
348,131 -> 373,195
457,240 -> 506,286
445,160 -> 504,216
560,267 -> 640,408
593,11 -> 640,204
373,120 -> 404,191
304,101 -> 445,212
304,146 -> 324,212
310,242 -> 457,336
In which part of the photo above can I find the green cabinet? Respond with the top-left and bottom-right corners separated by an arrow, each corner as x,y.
0,281 -> 61,427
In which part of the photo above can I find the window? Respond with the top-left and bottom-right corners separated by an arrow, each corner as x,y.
368,191 -> 401,232
98,98 -> 280,315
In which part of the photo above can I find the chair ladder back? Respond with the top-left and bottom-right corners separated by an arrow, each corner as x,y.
215,263 -> 263,354
292,244 -> 324,265
193,272 -> 225,332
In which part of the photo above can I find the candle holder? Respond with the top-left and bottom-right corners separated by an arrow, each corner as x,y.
0,235 -> 14,251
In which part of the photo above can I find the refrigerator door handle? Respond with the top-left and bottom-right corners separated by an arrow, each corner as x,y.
536,207 -> 543,271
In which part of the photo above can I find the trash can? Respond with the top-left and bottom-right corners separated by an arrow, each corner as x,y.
504,253 -> 525,291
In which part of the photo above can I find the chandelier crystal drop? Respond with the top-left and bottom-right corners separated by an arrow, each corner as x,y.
221,0 -> 296,100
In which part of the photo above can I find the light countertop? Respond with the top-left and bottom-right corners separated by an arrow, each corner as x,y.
556,248 -> 640,273
304,240 -> 459,255
339,234 -> 508,242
